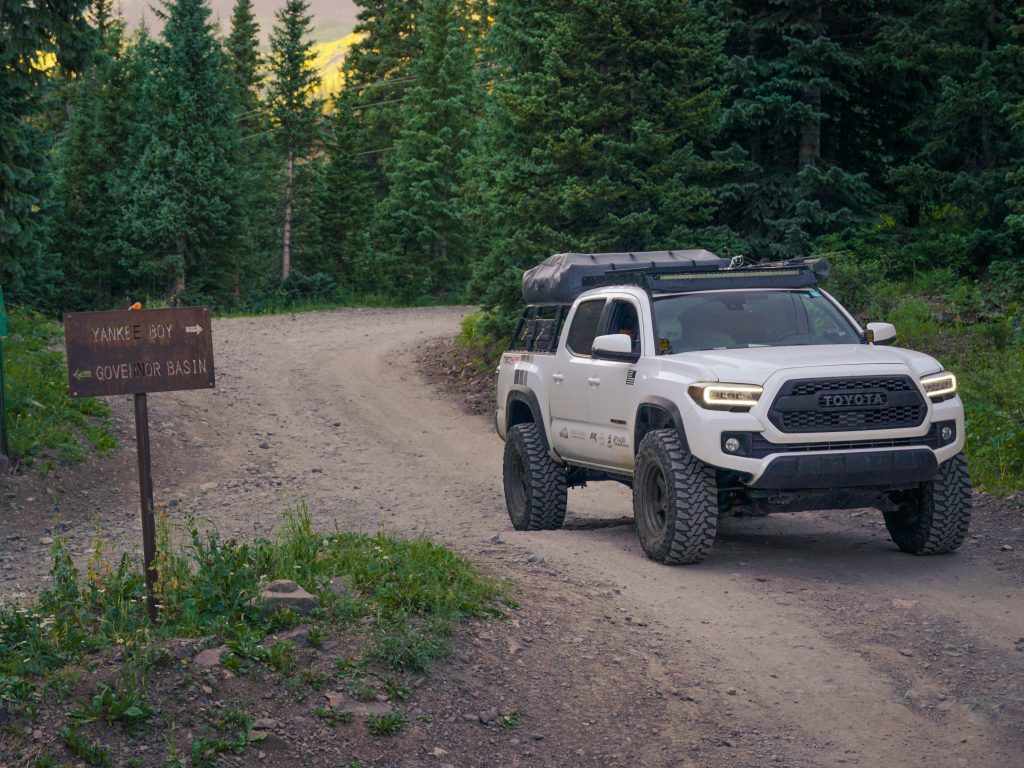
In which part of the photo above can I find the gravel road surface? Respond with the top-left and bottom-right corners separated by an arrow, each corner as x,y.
2,306 -> 1021,768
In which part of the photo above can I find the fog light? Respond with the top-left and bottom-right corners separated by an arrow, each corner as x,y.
725,437 -> 741,453
941,426 -> 953,442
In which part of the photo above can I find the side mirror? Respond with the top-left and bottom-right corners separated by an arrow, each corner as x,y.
866,322 -> 897,346
592,333 -> 639,363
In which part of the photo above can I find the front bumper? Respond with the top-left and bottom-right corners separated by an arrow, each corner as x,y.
681,378 -> 965,488
747,448 -> 938,490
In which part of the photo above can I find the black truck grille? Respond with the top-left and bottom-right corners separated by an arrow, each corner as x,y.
769,375 -> 926,433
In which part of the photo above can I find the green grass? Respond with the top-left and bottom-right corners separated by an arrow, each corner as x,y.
0,504 -> 509,718
365,709 -> 407,736
2,308 -> 116,465
67,679 -> 153,732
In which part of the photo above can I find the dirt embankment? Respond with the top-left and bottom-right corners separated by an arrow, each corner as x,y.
2,306 -> 1022,768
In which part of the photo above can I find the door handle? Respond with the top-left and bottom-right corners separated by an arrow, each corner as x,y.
587,377 -> 601,386
552,373 -> 564,382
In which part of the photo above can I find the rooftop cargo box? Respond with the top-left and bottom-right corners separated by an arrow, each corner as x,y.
522,250 -> 725,305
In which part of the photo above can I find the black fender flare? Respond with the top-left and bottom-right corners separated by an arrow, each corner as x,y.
634,397 -> 690,453
505,387 -> 551,453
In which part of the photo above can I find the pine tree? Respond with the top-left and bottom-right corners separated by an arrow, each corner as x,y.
226,0 -> 262,119
470,0 -> 735,335
120,0 -> 242,301
879,0 -> 1024,273
49,12 -> 140,309
320,89 -> 376,289
268,0 -> 323,280
716,0 -> 882,260
343,0 -> 424,196
374,0 -> 479,300
0,0 -> 92,303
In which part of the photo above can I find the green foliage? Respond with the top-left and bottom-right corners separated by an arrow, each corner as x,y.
268,0 -> 323,281
119,0 -> 243,303
314,704 -> 354,725
373,0 -> 480,301
68,680 -> 153,732
0,502 -> 507,719
226,0 -> 263,109
469,0 -> 737,337
826,260 -> 1024,493
2,309 -> 115,463
498,709 -> 522,729
365,709 -> 407,736
59,725 -> 112,767
0,0 -> 92,304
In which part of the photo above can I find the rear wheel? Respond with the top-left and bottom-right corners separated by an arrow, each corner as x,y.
883,452 -> 971,555
503,423 -> 567,531
633,429 -> 718,564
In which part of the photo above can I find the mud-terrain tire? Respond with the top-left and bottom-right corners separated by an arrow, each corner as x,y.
633,429 -> 718,564
503,423 -> 568,531
883,452 -> 972,555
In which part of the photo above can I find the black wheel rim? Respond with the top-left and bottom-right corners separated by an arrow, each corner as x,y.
508,449 -> 528,515
639,463 -> 669,537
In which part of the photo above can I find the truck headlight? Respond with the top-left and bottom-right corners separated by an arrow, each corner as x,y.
920,372 -> 957,400
688,382 -> 763,410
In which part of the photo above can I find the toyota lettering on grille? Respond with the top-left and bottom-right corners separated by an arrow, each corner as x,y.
818,391 -> 888,408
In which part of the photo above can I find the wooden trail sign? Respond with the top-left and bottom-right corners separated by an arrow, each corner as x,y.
64,306 -> 216,621
64,307 -> 214,397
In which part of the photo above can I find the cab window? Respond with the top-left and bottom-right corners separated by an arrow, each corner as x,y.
565,299 -> 606,356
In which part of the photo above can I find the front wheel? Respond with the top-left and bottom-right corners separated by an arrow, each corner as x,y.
883,452 -> 972,555
633,429 -> 718,564
503,423 -> 567,531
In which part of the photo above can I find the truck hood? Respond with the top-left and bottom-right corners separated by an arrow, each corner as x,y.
666,344 -> 943,385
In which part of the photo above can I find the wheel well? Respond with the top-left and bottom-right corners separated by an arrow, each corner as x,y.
507,398 -> 535,429
634,405 -> 679,453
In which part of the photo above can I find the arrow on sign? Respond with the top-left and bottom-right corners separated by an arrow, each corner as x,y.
73,369 -> 92,380
185,325 -> 203,335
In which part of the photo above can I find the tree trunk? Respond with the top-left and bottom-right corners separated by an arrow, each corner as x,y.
798,1 -> 823,170
172,237 -> 186,302
748,27 -> 762,169
282,151 -> 294,279
798,84 -> 821,170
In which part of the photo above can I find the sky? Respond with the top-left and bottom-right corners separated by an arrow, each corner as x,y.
116,0 -> 361,43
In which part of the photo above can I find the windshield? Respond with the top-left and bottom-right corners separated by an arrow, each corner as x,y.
653,290 -> 860,354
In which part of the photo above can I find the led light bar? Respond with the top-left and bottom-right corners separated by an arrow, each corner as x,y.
688,382 -> 763,409
921,372 -> 957,399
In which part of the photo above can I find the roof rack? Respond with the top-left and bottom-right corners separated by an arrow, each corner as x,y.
580,258 -> 830,295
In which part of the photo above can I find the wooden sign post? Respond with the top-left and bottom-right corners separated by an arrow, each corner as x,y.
64,307 -> 215,621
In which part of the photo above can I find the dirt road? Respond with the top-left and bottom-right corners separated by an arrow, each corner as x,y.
3,307 -> 1022,767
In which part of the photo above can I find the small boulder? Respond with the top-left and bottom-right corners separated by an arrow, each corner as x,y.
257,580 -> 318,616
276,625 -> 310,646
324,693 -> 394,717
329,575 -> 359,599
193,645 -> 230,668
479,709 -> 499,725
266,579 -> 300,594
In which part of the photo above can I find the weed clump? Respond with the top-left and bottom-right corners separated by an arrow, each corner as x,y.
0,504 -> 508,719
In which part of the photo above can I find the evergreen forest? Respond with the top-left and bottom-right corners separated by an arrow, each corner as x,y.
2,0 -> 1022,337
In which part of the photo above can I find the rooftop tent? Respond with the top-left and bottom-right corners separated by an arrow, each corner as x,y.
522,250 -> 725,304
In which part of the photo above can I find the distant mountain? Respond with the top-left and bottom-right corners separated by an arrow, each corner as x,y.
117,0 -> 361,44
311,31 -> 363,98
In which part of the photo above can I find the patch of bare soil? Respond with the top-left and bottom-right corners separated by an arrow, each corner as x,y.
416,337 -> 496,417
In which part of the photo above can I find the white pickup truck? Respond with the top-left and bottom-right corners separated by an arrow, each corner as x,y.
495,250 -> 970,564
